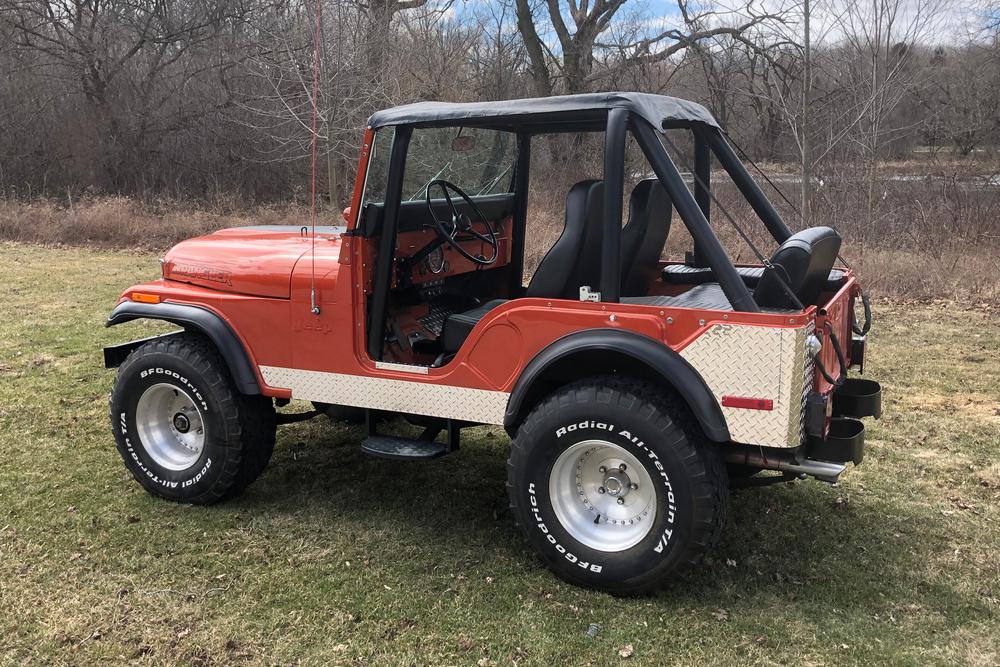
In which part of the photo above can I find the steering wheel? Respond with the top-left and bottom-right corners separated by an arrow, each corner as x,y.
424,179 -> 498,266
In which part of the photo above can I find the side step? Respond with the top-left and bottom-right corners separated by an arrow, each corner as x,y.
361,411 -> 461,461
361,436 -> 448,460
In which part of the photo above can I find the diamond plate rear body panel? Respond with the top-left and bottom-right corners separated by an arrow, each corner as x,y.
679,323 -> 814,448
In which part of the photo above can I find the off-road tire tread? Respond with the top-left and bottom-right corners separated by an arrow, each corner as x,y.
507,375 -> 728,594
110,332 -> 275,505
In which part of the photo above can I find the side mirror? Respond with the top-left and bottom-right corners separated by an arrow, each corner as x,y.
452,136 -> 476,152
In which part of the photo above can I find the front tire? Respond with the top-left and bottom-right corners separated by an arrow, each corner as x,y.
507,377 -> 728,594
110,333 -> 276,504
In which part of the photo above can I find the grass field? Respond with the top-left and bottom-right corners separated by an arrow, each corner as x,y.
1,242 -> 998,666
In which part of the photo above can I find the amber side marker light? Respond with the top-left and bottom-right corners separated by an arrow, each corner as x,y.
721,396 -> 774,411
130,292 -> 161,304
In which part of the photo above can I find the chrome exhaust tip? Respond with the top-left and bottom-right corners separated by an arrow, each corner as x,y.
725,448 -> 847,484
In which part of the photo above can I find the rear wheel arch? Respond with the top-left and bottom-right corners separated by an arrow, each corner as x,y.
503,329 -> 729,442
105,301 -> 261,395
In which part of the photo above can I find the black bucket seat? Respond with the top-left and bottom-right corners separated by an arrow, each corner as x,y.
621,179 -> 671,296
440,180 -> 604,353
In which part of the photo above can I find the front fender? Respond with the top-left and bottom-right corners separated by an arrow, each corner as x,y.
504,328 -> 729,442
105,301 -> 261,394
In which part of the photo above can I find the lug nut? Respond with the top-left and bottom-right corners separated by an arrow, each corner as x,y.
619,463 -> 627,472
630,482 -> 638,490
598,466 -> 607,473
617,498 -> 625,505
598,487 -> 606,494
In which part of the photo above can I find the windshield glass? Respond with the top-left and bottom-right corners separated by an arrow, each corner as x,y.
361,127 -> 517,211
402,127 -> 516,201
362,127 -> 517,207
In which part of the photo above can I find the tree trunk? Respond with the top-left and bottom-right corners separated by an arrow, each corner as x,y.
801,0 -> 812,226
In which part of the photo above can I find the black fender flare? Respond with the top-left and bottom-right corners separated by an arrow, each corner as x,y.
504,328 -> 729,442
105,301 -> 261,395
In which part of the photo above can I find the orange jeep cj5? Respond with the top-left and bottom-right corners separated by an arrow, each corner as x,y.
104,93 -> 881,593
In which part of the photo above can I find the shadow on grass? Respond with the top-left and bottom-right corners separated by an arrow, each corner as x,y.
217,418 -> 952,614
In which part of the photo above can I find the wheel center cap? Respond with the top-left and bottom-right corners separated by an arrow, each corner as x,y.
172,412 -> 191,433
603,472 -> 630,497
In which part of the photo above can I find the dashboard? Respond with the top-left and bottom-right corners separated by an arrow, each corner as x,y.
394,217 -> 513,286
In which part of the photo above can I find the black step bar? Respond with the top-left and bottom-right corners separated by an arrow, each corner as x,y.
361,410 -> 461,461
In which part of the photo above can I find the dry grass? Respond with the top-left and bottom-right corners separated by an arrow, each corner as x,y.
3,171 -> 999,305
850,247 -> 1000,304
0,196 -> 315,250
1,244 -> 998,665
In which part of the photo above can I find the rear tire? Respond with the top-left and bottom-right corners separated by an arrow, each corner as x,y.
507,376 -> 728,594
110,333 -> 276,504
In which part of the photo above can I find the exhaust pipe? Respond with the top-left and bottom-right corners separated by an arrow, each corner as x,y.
725,447 -> 846,484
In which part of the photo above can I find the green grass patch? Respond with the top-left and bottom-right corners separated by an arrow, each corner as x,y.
0,242 -> 998,665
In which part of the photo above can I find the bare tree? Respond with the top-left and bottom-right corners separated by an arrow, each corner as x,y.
830,0 -> 945,222
513,0 -> 789,96
1,0 -> 270,191
468,0 -> 528,100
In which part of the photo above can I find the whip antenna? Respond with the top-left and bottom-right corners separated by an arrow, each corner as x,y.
308,0 -> 323,315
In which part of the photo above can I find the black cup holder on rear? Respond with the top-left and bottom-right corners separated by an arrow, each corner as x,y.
832,378 -> 882,419
807,417 -> 865,465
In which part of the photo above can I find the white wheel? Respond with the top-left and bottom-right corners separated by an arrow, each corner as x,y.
134,382 -> 206,471
548,439 -> 657,552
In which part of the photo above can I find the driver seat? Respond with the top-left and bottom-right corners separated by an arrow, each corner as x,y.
525,179 -> 605,299
439,180 -> 604,354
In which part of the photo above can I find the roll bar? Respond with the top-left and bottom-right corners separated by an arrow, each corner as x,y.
366,112 -> 792,351
599,108 -> 628,302
697,126 -> 793,245
627,117 -> 761,313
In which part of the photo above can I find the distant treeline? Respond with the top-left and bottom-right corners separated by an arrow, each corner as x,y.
1,0 -> 998,205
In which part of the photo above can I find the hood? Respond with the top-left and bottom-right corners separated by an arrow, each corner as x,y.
161,225 -> 345,298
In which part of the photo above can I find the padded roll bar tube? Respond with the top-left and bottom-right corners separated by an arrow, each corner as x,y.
691,133 -> 711,267
367,126 -> 413,360
699,126 -> 793,244
633,119 -> 760,313
601,108 -> 628,302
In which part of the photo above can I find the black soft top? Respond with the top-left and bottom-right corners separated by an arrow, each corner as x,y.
367,92 -> 719,133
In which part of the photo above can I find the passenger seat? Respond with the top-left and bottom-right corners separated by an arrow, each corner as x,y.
621,179 -> 671,296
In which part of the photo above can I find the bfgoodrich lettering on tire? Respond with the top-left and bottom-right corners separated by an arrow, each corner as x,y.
109,332 -> 276,505
507,376 -> 728,594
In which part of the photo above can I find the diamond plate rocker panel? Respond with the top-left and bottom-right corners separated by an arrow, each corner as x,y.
680,323 -> 813,448
259,366 -> 509,425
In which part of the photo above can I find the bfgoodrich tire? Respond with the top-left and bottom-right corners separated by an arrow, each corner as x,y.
110,332 -> 276,505
507,376 -> 728,594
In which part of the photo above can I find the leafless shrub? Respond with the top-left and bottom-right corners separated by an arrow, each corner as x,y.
0,197 -> 313,250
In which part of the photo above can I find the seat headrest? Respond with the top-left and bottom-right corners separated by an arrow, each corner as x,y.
754,226 -> 842,309
567,179 -> 604,210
